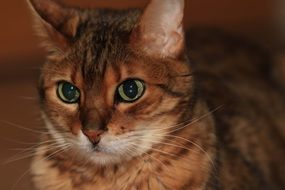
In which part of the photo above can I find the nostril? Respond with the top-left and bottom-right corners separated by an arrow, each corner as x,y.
82,129 -> 104,146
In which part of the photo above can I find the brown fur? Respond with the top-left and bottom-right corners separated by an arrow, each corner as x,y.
28,0 -> 285,189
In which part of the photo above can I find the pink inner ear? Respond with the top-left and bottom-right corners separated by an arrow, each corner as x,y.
131,0 -> 185,59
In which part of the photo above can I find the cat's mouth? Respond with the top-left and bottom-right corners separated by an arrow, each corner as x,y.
79,132 -> 120,155
81,137 -> 129,165
82,132 -> 115,154
90,146 -> 109,155
75,129 -> 156,165
89,143 -> 111,154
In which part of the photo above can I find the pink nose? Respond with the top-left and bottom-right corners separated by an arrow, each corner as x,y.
82,129 -> 104,145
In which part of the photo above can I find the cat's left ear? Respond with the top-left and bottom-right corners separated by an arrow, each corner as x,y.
28,0 -> 80,52
131,0 -> 185,59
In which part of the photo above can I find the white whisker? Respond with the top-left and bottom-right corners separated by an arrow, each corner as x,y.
11,144 -> 71,190
0,120 -> 49,134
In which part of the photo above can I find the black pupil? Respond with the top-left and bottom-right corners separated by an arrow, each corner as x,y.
123,80 -> 138,99
62,83 -> 77,101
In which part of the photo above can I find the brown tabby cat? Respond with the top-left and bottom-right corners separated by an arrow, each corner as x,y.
28,0 -> 285,189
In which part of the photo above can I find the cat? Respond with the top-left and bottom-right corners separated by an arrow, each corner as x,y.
28,0 -> 285,189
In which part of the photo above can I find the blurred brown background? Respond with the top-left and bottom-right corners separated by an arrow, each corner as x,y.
0,0 -> 282,189
0,0 -> 276,61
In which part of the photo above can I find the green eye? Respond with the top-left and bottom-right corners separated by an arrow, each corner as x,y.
57,81 -> 80,104
117,79 -> 145,103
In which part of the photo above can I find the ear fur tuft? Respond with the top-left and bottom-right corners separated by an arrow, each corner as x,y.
27,0 -> 80,53
131,0 -> 185,59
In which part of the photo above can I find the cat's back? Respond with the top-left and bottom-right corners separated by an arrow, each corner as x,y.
187,28 -> 285,188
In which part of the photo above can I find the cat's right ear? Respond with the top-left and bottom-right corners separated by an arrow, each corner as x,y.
28,0 -> 80,53
130,0 -> 185,59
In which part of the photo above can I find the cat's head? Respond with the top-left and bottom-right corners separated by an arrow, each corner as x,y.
29,0 -> 193,165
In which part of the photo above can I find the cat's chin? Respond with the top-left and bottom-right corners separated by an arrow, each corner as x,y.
88,150 -> 127,166
78,144 -> 137,166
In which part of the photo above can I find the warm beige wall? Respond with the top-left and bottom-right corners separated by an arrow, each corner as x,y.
0,0 -> 274,61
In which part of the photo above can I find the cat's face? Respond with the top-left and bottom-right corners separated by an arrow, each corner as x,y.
31,0 -> 192,165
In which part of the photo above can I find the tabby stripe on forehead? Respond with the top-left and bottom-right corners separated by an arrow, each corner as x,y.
80,48 -> 89,81
109,62 -> 122,83
71,66 -> 78,83
155,84 -> 186,97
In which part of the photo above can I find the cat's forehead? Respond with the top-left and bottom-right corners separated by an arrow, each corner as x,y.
79,9 -> 141,53
63,9 -> 142,85
43,8 -> 181,89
